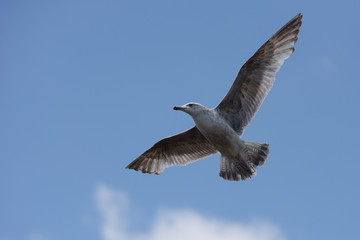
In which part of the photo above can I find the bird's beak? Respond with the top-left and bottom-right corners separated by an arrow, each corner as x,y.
173,106 -> 186,111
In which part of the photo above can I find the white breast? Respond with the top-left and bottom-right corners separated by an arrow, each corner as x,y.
192,110 -> 241,155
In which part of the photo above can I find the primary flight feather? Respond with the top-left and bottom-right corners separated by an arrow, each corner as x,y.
126,14 -> 303,181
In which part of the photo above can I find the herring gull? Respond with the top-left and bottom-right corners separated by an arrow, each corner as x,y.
126,14 -> 303,181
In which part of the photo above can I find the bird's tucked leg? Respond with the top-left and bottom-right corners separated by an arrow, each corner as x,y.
219,141 -> 269,181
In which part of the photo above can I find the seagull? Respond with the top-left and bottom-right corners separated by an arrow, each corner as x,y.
126,14 -> 302,181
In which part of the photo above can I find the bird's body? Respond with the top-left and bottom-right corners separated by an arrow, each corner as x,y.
193,107 -> 258,181
191,106 -> 240,157
126,14 -> 303,181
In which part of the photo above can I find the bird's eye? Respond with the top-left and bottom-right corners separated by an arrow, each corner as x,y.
188,104 -> 194,107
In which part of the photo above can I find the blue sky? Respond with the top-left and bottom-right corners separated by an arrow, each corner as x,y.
1,0 -> 360,240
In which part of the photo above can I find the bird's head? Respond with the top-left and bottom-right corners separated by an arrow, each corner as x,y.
173,102 -> 206,117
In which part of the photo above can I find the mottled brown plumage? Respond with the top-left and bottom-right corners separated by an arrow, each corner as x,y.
126,14 -> 302,181
126,127 -> 218,174
217,13 -> 302,135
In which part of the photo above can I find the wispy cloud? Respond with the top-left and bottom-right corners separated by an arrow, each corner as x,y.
95,184 -> 286,240
96,184 -> 129,240
318,56 -> 334,71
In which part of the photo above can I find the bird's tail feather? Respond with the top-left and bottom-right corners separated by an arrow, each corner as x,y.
219,156 -> 240,181
219,141 -> 269,181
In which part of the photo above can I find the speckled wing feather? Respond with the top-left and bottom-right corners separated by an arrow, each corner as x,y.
216,14 -> 302,135
126,127 -> 218,175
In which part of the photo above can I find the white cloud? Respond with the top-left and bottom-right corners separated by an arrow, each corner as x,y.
95,184 -> 285,240
318,56 -> 334,71
95,184 -> 129,240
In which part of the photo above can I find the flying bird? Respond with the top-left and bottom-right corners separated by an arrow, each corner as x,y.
126,14 -> 302,181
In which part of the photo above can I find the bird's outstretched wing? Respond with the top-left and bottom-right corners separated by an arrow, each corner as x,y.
126,127 -> 218,175
216,14 -> 302,135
